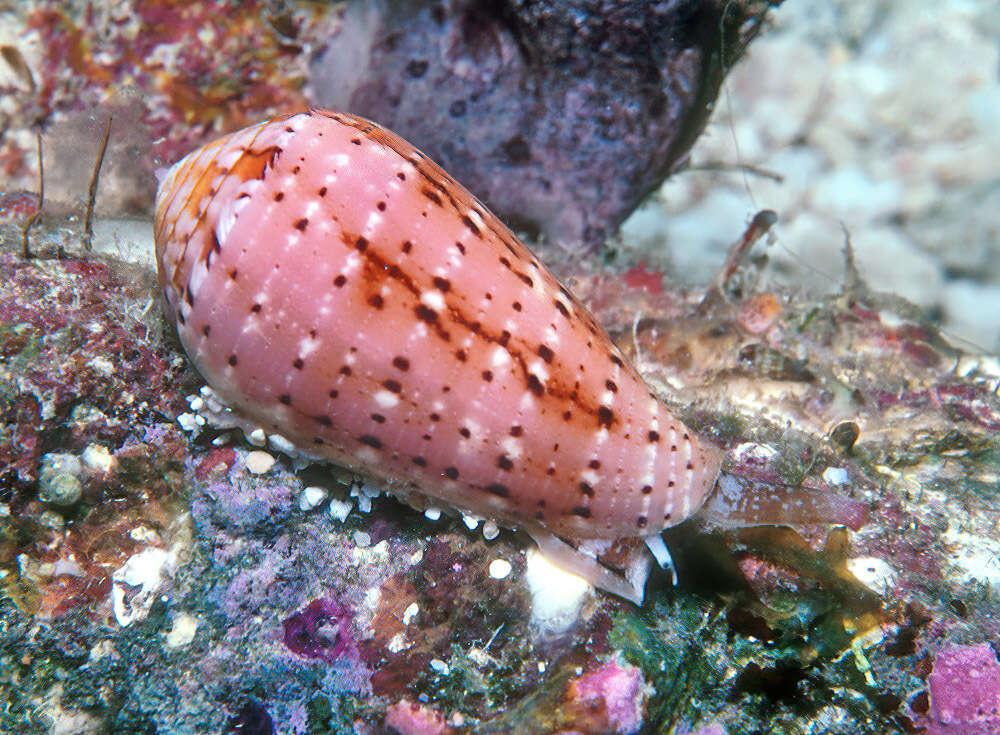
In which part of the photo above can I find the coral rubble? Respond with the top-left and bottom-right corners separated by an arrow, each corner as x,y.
2,210 -> 998,733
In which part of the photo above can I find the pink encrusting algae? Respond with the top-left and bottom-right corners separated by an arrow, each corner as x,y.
153,109 -> 723,602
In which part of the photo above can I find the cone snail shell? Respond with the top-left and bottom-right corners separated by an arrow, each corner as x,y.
154,109 -> 723,600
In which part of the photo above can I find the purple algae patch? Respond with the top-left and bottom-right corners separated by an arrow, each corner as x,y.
919,642 -> 1000,734
282,598 -> 353,664
191,454 -> 296,535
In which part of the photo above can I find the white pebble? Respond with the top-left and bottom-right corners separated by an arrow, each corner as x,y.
268,434 -> 296,455
299,486 -> 328,511
244,451 -> 276,474
429,659 -> 449,674
402,602 -> 419,625
164,611 -> 199,648
86,355 -> 114,376
822,466 -> 849,486
846,556 -> 898,595
734,442 -> 778,461
81,444 -> 114,474
353,530 -> 371,547
482,521 -> 499,540
247,428 -> 267,447
188,397 -> 205,411
387,632 -> 411,653
467,647 -> 494,667
462,514 -> 481,530
424,507 -> 442,521
327,498 -> 354,523
361,484 -> 382,499
357,496 -> 372,513
129,526 -> 161,544
177,413 -> 198,431
489,559 -> 512,579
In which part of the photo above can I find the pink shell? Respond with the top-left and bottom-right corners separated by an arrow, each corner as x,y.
154,109 -> 721,566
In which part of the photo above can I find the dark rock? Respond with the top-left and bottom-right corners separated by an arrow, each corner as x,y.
309,0 -> 775,248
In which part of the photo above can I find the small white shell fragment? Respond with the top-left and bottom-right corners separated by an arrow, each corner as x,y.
429,659 -> 449,674
402,601 -> 419,625
188,396 -> 205,412
52,556 -> 84,577
87,356 -> 115,376
482,521 -> 499,541
361,485 -> 382,499
247,428 -> 267,447
734,442 -> 778,461
357,496 -> 372,513
244,451 -> 276,475
822,466 -> 849,485
462,514 -> 481,531
877,309 -> 905,328
489,559 -> 512,579
81,444 -> 114,474
129,526 -> 161,544
89,640 -> 114,662
424,507 -> 442,521
112,547 -> 178,626
164,611 -> 199,648
364,585 -> 381,612
268,433 -> 296,455
353,530 -> 372,547
387,632 -> 411,653
467,647 -> 495,666
177,413 -> 199,433
327,497 -> 354,523
299,486 -> 328,511
846,556 -> 898,595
